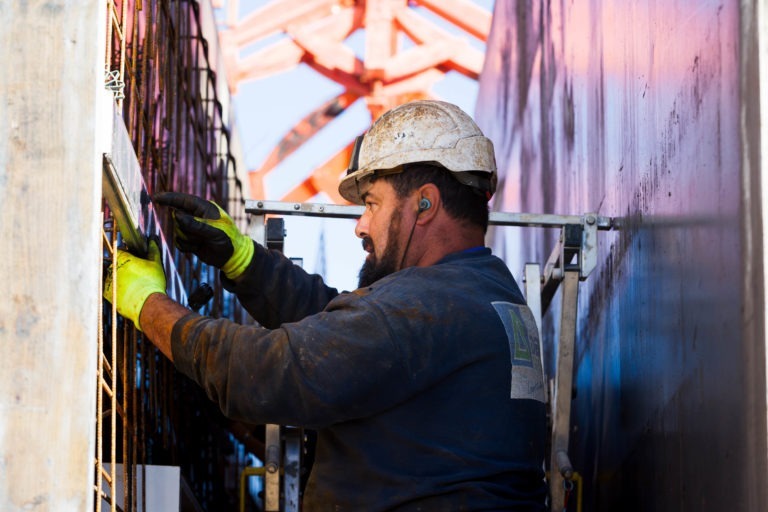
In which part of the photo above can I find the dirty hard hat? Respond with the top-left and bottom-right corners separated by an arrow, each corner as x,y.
338,100 -> 497,204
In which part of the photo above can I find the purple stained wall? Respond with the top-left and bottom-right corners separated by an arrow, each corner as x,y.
475,1 -> 766,510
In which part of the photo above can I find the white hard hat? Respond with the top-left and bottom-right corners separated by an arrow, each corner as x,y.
338,100 -> 497,204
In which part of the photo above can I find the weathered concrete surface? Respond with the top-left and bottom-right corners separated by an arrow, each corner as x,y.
476,1 -> 767,510
0,2 -> 105,510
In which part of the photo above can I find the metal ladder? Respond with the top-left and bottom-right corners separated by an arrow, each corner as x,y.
247,215 -> 306,512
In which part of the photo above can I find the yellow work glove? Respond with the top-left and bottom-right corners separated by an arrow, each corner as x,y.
104,240 -> 167,331
154,192 -> 254,280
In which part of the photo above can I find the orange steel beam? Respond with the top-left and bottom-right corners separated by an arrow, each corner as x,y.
363,0 -> 399,82
234,38 -> 305,85
280,142 -> 356,204
377,68 -> 444,98
259,92 -> 358,176
416,0 -> 492,42
230,0 -> 337,47
249,92 -> 358,200
233,5 -> 360,86
303,62 -> 370,96
291,31 -> 363,78
380,38 -> 464,82
395,8 -> 485,78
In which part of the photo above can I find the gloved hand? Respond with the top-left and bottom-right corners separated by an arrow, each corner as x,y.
104,239 -> 167,331
154,192 -> 254,280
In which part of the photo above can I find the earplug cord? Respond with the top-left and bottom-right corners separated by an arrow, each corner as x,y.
399,214 -> 420,271
399,201 -> 428,270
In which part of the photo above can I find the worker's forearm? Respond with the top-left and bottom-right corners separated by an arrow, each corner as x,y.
138,293 -> 192,362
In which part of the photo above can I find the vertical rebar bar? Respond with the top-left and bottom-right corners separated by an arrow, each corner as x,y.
96,225 -> 108,512
99,0 -> 252,508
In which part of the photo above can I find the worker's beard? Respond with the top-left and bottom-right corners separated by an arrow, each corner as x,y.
357,216 -> 403,288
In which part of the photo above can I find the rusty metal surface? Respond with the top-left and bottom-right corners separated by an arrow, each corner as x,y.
99,0 -> 255,509
476,1 -> 761,510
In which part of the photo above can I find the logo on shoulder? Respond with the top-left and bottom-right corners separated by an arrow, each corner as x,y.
491,301 -> 546,403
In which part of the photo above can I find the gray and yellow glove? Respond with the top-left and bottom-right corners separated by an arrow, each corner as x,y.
154,192 -> 254,280
104,239 -> 167,331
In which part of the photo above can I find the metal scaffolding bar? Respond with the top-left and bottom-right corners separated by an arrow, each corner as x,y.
245,199 -> 613,230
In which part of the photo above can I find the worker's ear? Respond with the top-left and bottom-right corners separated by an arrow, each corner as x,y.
415,184 -> 439,224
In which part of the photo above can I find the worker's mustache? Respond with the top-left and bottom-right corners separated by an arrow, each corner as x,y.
361,237 -> 374,253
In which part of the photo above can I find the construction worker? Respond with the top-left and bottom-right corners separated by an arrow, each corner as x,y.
105,100 -> 548,510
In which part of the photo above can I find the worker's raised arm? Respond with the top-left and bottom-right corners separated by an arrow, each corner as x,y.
155,191 -> 340,326
220,243 -> 340,328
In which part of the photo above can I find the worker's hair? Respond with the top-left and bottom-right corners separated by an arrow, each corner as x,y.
377,163 -> 490,232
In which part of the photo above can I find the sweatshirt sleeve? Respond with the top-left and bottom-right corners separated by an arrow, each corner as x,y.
170,290 -> 411,428
221,241 -> 341,328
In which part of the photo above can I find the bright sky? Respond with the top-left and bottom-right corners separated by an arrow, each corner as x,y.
221,0 -> 495,291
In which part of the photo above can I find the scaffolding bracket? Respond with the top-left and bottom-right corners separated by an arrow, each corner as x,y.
548,270 -> 580,510
264,424 -> 281,511
251,221 -> 304,512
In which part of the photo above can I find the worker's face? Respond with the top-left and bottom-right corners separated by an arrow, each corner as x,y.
355,180 -> 406,288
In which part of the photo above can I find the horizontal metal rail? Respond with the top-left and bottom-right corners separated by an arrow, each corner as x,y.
245,200 -> 614,230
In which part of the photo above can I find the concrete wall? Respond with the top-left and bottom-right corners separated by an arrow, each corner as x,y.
476,1 -> 767,510
0,3 -> 105,510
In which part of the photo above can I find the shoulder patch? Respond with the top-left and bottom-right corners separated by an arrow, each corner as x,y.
491,301 -> 546,403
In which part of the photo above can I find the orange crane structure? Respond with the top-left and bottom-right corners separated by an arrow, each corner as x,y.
214,0 -> 492,203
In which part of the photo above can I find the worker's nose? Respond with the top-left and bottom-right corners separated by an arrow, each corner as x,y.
355,210 -> 369,239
